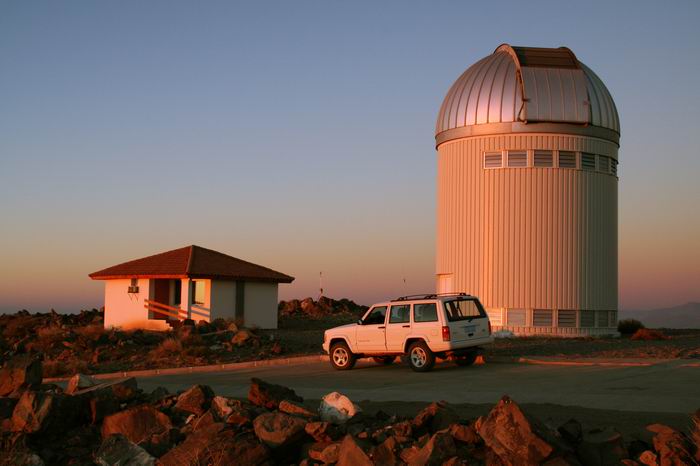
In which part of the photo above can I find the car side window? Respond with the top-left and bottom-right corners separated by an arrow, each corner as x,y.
414,303 -> 438,322
389,305 -> 410,324
363,306 -> 387,325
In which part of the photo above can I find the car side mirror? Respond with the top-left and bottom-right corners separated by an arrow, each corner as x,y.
357,319 -> 363,325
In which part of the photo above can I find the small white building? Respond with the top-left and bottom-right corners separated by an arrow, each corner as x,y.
90,245 -> 294,330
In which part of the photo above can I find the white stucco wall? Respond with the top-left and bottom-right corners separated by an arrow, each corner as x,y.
210,280 -> 237,320
244,282 -> 278,329
103,279 -> 169,331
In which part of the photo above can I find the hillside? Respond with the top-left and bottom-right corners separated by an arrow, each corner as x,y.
620,302 -> 700,329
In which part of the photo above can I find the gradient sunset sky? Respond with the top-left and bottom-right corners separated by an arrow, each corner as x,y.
1,1 -> 698,312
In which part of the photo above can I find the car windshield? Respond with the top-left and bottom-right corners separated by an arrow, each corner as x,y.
443,299 -> 484,322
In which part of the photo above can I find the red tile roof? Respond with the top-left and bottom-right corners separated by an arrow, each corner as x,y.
89,245 -> 294,283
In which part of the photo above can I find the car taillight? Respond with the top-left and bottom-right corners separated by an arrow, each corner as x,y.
442,326 -> 451,341
488,321 -> 492,335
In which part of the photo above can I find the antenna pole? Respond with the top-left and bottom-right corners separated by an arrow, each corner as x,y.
319,271 -> 324,301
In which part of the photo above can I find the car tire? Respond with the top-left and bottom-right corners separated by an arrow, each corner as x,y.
407,341 -> 435,372
454,350 -> 478,366
373,356 -> 395,365
330,342 -> 356,370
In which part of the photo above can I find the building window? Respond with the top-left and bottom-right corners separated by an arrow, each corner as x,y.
389,305 -> 410,324
533,309 -> 553,327
598,156 -> 610,174
534,150 -> 553,167
128,278 -> 139,294
580,310 -> 595,327
506,308 -> 526,326
581,153 -> 596,171
486,308 -> 503,326
559,151 -> 577,168
414,303 -> 438,322
484,152 -> 503,169
610,311 -> 618,328
192,280 -> 206,305
557,310 -> 576,328
507,151 -> 527,168
611,159 -> 618,176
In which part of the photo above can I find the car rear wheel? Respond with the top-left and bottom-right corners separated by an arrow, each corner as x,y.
407,341 -> 435,372
372,356 -> 395,365
330,342 -> 356,370
454,350 -> 478,366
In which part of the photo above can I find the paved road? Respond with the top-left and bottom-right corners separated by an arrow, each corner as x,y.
135,359 -> 700,413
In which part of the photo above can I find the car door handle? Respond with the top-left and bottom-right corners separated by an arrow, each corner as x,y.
378,326 -> 385,329
402,325 -> 410,328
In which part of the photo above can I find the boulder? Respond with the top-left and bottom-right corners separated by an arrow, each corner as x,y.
372,436 -> 401,466
305,421 -> 341,442
232,329 -> 258,346
159,423 -> 270,466
477,396 -> 561,465
0,397 -> 18,419
279,399 -> 316,418
0,355 -> 42,397
412,401 -> 460,434
308,441 -> 341,463
11,390 -> 80,433
65,373 -> 98,395
449,423 -> 480,444
248,378 -> 303,409
319,392 -> 362,424
211,395 -> 239,419
647,423 -> 694,466
409,431 -> 458,466
638,450 -> 659,466
173,384 -> 214,416
88,391 -> 121,424
95,434 -> 155,466
577,427 -> 628,466
101,405 -> 173,454
253,411 -> 307,448
337,435 -> 372,466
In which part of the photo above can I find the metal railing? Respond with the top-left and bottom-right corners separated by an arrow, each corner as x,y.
144,299 -> 210,322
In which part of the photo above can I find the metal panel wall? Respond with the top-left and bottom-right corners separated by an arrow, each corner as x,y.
436,134 -> 618,313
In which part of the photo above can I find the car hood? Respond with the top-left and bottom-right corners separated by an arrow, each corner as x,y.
326,323 -> 356,334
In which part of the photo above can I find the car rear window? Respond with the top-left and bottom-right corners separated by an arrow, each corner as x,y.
413,303 -> 438,322
444,299 -> 485,322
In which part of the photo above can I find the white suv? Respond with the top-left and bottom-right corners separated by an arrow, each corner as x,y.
322,293 -> 493,372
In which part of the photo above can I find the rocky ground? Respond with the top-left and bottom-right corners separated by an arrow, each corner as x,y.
0,298 -> 363,378
1,354 -> 698,466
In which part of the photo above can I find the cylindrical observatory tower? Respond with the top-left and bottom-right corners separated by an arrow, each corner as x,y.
435,44 -> 620,336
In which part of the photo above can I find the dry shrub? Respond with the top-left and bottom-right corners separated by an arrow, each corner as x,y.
74,324 -> 105,341
617,319 -> 644,336
150,338 -> 183,358
631,328 -> 668,341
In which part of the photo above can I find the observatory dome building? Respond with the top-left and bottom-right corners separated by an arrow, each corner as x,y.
435,44 -> 620,336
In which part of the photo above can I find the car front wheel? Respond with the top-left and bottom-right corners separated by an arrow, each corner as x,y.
330,342 -> 356,370
407,341 -> 435,372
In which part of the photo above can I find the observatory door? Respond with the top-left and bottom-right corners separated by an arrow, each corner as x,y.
437,274 -> 454,294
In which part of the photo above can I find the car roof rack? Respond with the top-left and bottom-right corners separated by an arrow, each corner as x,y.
392,292 -> 472,302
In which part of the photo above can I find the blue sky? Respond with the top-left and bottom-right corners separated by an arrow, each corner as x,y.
1,0 -> 699,311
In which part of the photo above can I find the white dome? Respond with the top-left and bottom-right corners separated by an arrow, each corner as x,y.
436,44 -> 619,144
